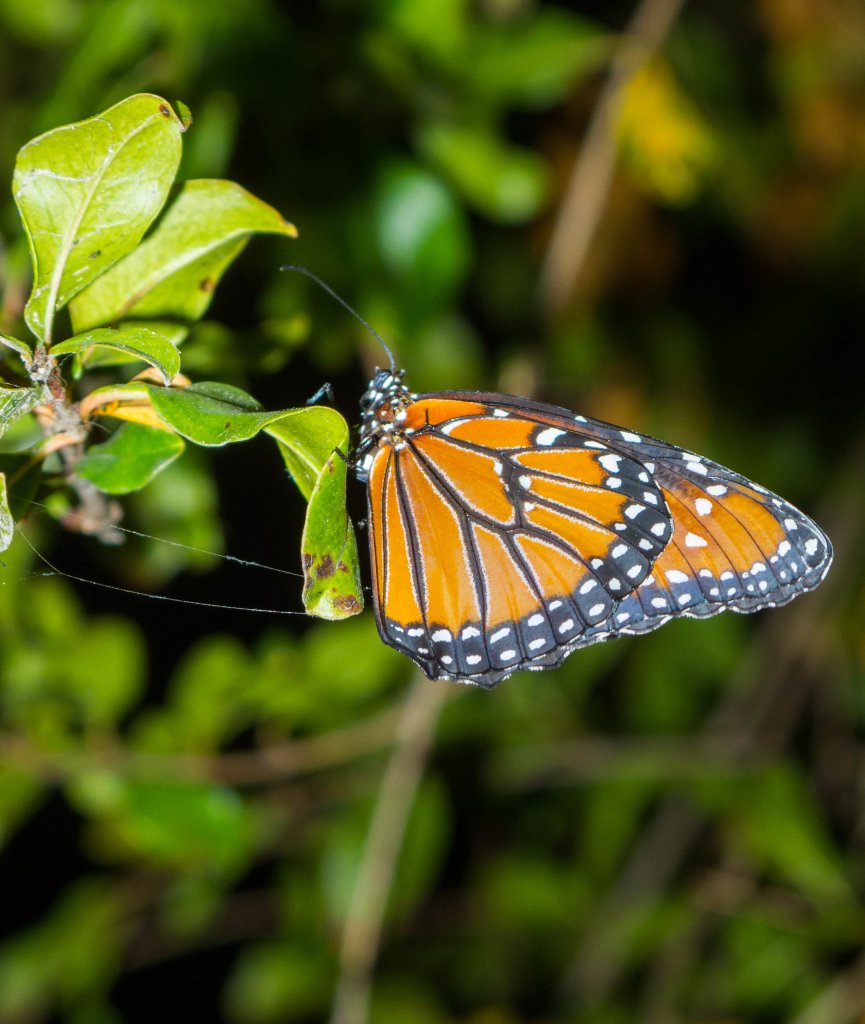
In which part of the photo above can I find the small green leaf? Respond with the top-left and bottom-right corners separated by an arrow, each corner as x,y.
267,408 -> 363,620
0,881 -> 122,1020
76,423 -> 185,494
469,11 -> 610,107
418,122 -> 549,223
0,473 -> 14,552
734,765 -> 853,904
183,380 -> 262,411
147,382 -> 280,445
70,179 -> 298,346
266,406 -> 347,501
115,384 -> 363,619
0,385 -> 48,439
13,93 -> 184,343
0,454 -> 44,521
373,162 -> 471,310
92,779 -> 254,874
51,327 -> 181,384
224,941 -> 332,1024
0,332 -> 33,365
300,448 -> 363,620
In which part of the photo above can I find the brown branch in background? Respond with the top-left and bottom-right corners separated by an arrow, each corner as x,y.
0,704 -> 403,787
328,677 -> 450,1024
539,0 -> 688,317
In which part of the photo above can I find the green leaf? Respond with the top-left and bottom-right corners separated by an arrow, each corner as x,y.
301,448 -> 363,621
0,766 -> 44,850
0,454 -> 44,522
734,765 -> 853,904
0,881 -> 121,1020
0,332 -> 33,365
91,382 -> 362,619
469,11 -> 610,107
87,779 -> 255,874
224,941 -> 332,1024
267,408 -> 364,620
418,121 -> 549,223
0,473 -> 14,552
373,162 -> 471,311
146,382 -> 280,445
265,405 -> 346,501
13,93 -> 184,343
76,422 -> 185,494
51,326 -> 181,384
69,179 -> 298,346
0,385 -> 48,439
382,0 -> 467,62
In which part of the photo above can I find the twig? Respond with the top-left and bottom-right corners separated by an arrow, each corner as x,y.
328,677 -> 450,1024
539,0 -> 688,316
0,704 -> 402,787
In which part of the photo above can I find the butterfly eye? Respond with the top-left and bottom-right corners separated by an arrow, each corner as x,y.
358,382 -> 832,687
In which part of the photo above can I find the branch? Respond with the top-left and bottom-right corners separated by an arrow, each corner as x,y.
328,677 -> 450,1024
538,0 -> 688,316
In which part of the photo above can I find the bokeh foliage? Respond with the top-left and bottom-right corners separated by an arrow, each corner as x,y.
1,2 -> 863,1023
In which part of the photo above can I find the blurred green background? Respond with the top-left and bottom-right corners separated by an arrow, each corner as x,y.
1,1 -> 864,1022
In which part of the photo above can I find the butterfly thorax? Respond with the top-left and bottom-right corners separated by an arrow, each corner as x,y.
355,368 -> 417,482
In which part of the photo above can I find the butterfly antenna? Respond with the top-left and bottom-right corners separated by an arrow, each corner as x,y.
281,264 -> 398,374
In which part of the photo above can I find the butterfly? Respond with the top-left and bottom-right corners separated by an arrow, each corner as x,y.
354,368 -> 832,688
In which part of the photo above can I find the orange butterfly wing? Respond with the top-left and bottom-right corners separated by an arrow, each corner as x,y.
364,391 -> 832,687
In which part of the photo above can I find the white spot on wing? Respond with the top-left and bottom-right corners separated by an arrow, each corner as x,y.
685,532 -> 708,548
536,427 -> 566,446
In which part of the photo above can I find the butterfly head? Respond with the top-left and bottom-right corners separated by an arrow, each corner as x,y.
355,368 -> 416,481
